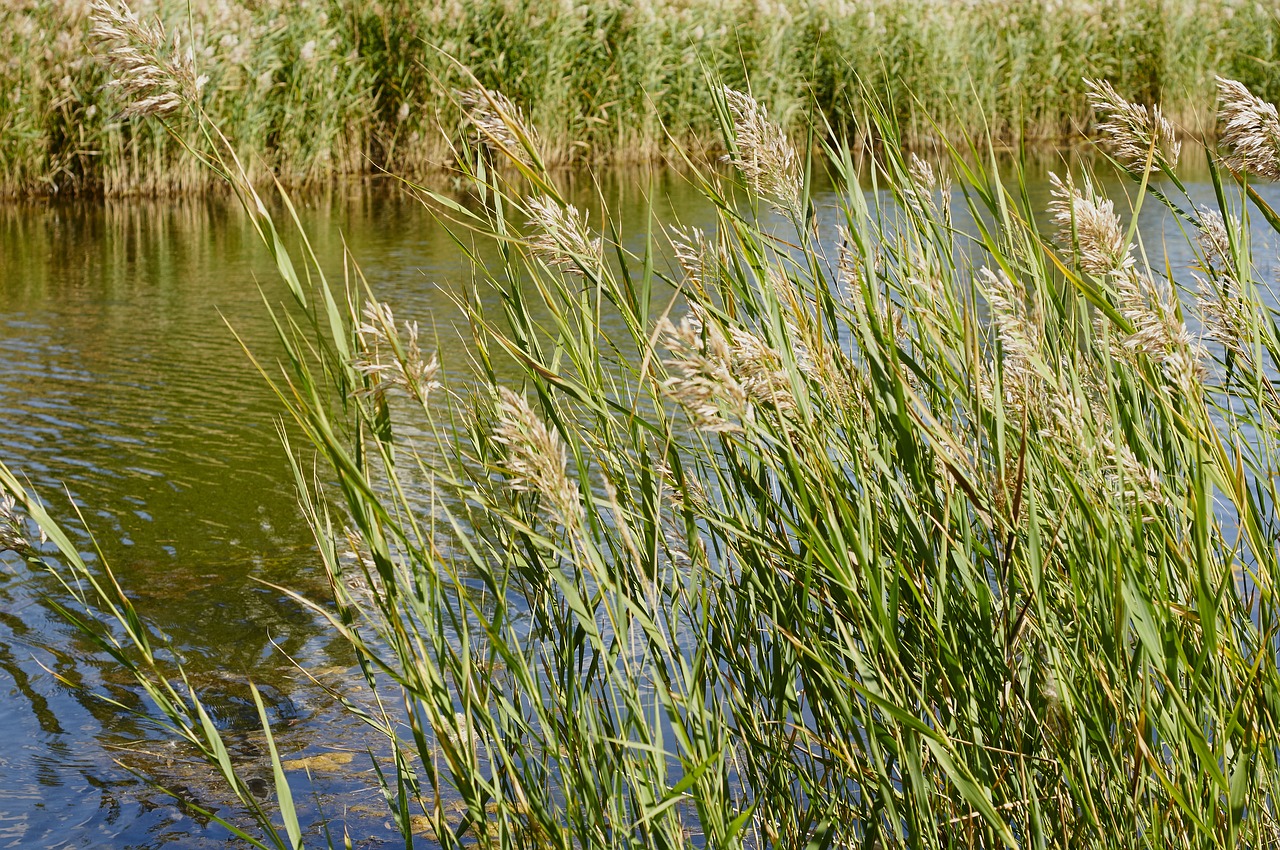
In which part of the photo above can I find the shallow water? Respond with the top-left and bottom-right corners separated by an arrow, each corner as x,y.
1,160 -> 1279,847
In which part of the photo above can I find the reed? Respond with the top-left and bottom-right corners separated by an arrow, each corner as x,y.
11,6 -> 1280,846
5,0 -> 1280,195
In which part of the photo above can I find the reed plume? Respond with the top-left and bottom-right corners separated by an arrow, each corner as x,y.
979,267 -> 1043,415
721,87 -> 803,210
1196,206 -> 1236,272
89,0 -> 206,118
526,195 -> 602,275
669,226 -> 716,294
1085,78 -> 1181,172
491,388 -> 582,530
353,301 -> 442,405
1049,172 -> 1134,276
0,495 -> 41,557
1113,271 -> 1206,392
1216,77 -> 1280,180
1195,273 -> 1252,364
458,87 -> 540,166
659,305 -> 796,432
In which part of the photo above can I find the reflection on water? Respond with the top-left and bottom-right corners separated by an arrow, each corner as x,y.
1,159 -> 1280,846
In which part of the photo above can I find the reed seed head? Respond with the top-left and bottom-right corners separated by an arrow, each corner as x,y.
89,0 -> 206,118
1194,272 -> 1252,364
660,305 -> 796,432
979,267 -> 1043,415
526,195 -> 602,275
1085,78 -> 1181,172
1195,206 -> 1237,273
905,153 -> 951,218
1217,77 -> 1280,181
1113,271 -> 1206,392
1104,442 -> 1167,508
353,301 -> 442,404
491,387 -> 581,529
669,226 -> 715,293
0,495 -> 33,556
458,87 -> 539,166
721,87 -> 803,210
1049,172 -> 1134,276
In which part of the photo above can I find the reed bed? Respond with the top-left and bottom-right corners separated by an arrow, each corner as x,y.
11,3 -> 1280,847
5,0 -> 1280,195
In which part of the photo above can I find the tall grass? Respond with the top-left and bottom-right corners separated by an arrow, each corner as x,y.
5,0 -> 1280,196
12,7 -> 1280,846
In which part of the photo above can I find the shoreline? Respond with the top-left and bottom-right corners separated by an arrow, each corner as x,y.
3,0 -> 1271,197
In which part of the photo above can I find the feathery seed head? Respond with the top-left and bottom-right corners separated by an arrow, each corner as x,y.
979,267 -> 1043,414
458,87 -> 540,166
1216,77 -> 1280,181
1085,78 -> 1181,172
89,0 -> 206,118
0,494 -> 34,557
526,195 -> 602,275
660,305 -> 797,432
908,153 -> 937,192
838,228 -> 900,341
1195,206 -> 1238,273
1105,443 -> 1167,508
1194,272 -> 1252,364
904,153 -> 951,219
1113,271 -> 1206,392
491,388 -> 581,529
669,226 -> 716,293
1049,172 -> 1134,276
353,301 -> 442,405
721,87 -> 803,210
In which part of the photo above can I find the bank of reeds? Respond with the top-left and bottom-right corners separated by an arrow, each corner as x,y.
5,0 -> 1280,196
12,3 -> 1280,845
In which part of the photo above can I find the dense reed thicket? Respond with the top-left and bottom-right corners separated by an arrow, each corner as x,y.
12,2 -> 1280,847
5,0 -> 1280,195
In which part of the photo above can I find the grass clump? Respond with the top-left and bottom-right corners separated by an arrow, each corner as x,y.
6,0 -> 1280,195
12,13 -> 1280,848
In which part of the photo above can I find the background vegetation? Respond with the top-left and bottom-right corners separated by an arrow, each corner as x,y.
5,0 -> 1280,195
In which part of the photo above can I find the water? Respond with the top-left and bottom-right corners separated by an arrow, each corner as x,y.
1,160 -> 1280,847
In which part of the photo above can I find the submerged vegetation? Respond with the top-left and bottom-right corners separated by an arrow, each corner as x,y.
13,1 -> 1280,848
5,0 -> 1280,195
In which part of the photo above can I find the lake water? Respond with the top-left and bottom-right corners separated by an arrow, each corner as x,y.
1,160 -> 1278,848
